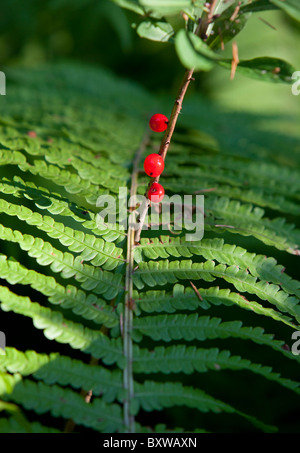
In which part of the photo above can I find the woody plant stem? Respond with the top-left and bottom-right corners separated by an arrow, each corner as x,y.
134,0 -> 219,243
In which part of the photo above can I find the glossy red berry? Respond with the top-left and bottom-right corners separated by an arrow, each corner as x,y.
147,182 -> 165,203
149,113 -> 168,133
144,153 -> 165,177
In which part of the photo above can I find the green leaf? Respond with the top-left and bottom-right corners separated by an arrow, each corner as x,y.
1,348 -> 123,403
270,0 -> 300,21
133,314 -> 300,361
135,236 -> 300,298
207,3 -> 251,49
134,380 -> 277,432
139,0 -> 193,17
0,286 -> 123,364
175,29 -> 218,72
110,0 -> 145,15
219,57 -> 295,84
0,374 -> 123,433
241,0 -> 279,13
133,345 -> 300,395
0,416 -> 60,433
175,30 -> 295,82
136,20 -> 174,42
133,260 -> 300,324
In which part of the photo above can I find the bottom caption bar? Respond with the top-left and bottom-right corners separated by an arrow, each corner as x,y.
101,435 -> 199,449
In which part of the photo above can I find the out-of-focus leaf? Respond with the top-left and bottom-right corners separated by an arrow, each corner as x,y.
139,0 -> 193,17
176,28 -> 295,83
111,0 -> 145,15
241,0 -> 278,13
136,20 -> 174,42
175,29 -> 220,72
0,401 -> 19,413
165,14 -> 186,34
207,3 -> 251,50
270,0 -> 300,21
0,400 -> 33,432
219,57 -> 295,84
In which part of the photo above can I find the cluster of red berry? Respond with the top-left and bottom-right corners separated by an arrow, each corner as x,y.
144,114 -> 168,203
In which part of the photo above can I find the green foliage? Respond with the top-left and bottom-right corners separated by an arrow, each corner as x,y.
0,0 -> 299,434
113,0 -> 296,84
0,61 -> 299,433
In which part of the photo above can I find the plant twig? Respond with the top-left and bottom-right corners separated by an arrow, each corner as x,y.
134,1 -> 219,244
134,68 -> 195,245
231,41 -> 239,80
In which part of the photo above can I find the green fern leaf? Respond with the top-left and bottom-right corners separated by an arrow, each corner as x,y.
0,286 -> 123,365
0,373 -> 123,433
133,260 -> 300,323
133,314 -> 299,358
133,345 -> 300,394
134,380 -> 277,433
0,198 -> 125,269
1,348 -> 123,403
0,255 -> 118,327
135,236 -> 300,297
134,285 -> 297,328
0,224 -> 123,299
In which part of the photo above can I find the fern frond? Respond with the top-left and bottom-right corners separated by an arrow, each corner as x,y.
135,237 -> 300,297
205,196 -> 300,254
1,348 -> 123,403
0,198 -> 125,269
134,285 -> 297,328
0,286 -> 123,364
0,62 -> 299,433
1,150 -> 107,205
0,176 -> 126,242
134,380 -> 277,433
168,156 -> 300,200
0,255 -> 118,327
133,314 -> 299,360
1,126 -> 130,186
133,260 -> 300,324
0,373 -> 123,433
0,416 -> 61,433
21,141 -> 129,188
0,224 -> 123,299
133,345 -> 300,395
163,178 -> 300,216
136,423 -> 210,433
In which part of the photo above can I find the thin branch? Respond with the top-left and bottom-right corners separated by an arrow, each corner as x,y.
190,281 -> 203,301
134,1 -> 219,244
230,1 -> 242,22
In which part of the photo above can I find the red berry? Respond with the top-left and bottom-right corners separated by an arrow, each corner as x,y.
27,130 -> 37,138
147,182 -> 165,203
144,153 -> 165,177
149,113 -> 168,133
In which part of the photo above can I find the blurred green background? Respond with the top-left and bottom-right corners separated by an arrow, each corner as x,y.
1,0 -> 299,116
